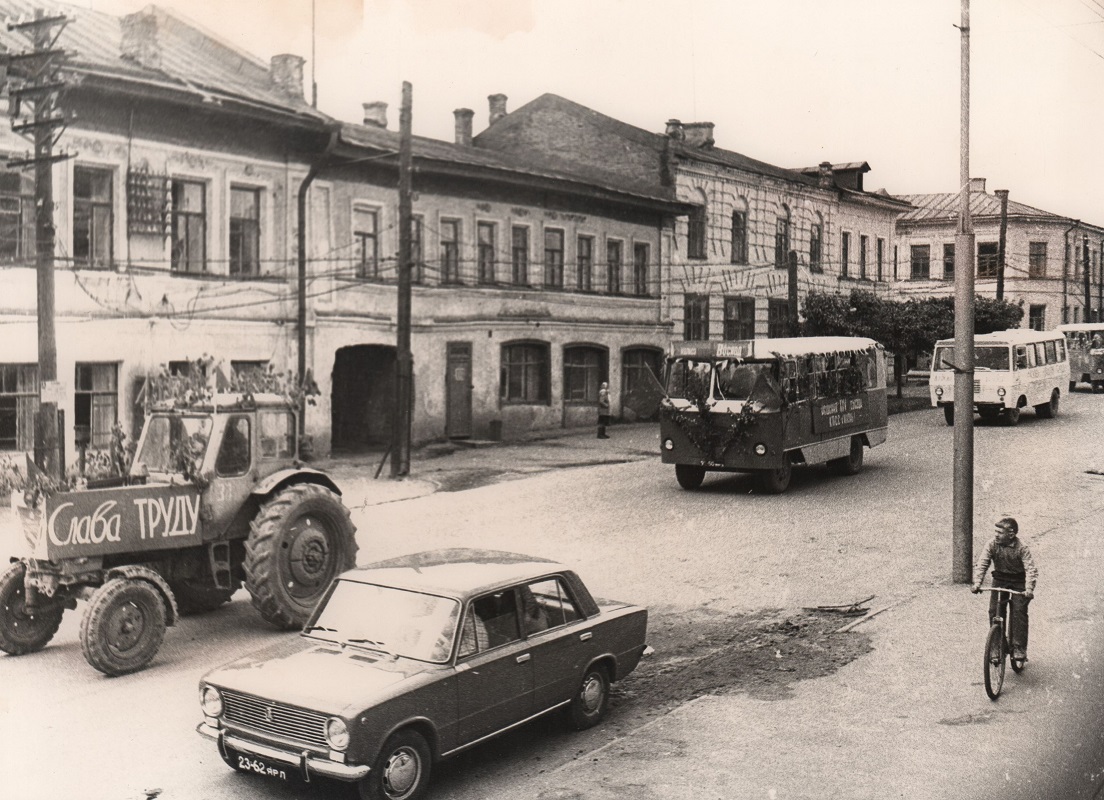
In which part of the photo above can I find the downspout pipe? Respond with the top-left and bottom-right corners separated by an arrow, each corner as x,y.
297,123 -> 342,385
1064,219 -> 1080,324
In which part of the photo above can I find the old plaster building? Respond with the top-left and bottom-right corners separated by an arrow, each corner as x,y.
894,178 -> 1104,330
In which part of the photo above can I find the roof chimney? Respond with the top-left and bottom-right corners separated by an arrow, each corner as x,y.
454,108 -> 474,146
683,122 -> 715,149
362,101 -> 388,128
665,119 -> 685,140
488,93 -> 508,126
120,11 -> 161,71
969,177 -> 987,193
817,161 -> 835,189
270,54 -> 305,100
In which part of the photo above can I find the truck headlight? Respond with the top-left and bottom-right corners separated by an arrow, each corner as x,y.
200,686 -> 223,717
754,443 -> 767,456
326,717 -> 350,751
663,439 -> 674,451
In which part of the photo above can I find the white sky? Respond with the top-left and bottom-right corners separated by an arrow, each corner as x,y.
80,0 -> 1104,223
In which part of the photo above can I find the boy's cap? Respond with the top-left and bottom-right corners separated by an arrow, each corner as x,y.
996,517 -> 1018,534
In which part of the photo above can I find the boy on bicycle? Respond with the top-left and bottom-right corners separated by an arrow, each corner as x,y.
971,517 -> 1038,661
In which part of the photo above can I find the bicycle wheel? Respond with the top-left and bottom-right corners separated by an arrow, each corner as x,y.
984,623 -> 1006,700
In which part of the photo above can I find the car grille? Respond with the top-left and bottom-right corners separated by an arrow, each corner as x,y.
222,690 -> 328,749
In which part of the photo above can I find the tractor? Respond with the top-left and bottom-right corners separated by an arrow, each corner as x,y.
0,393 -> 357,676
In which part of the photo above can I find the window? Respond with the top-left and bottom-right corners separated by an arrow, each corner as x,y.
478,222 -> 496,284
458,589 -> 521,657
511,225 -> 529,286
977,242 -> 999,278
500,342 -> 549,404
632,243 -> 649,296
841,232 -> 851,277
767,299 -> 790,338
0,364 -> 37,451
563,346 -> 606,402
732,210 -> 748,265
942,243 -> 955,282
1029,242 -> 1047,278
859,235 -> 868,279
230,360 -> 266,382
910,244 -> 931,280
354,206 -> 379,278
577,235 -> 593,291
683,294 -> 709,340
74,363 -> 117,449
169,179 -> 205,273
259,411 -> 295,459
1029,305 -> 1046,331
876,238 -> 885,281
440,219 -> 460,284
724,296 -> 755,340
229,186 -> 260,276
809,222 -> 823,273
774,206 -> 790,268
521,578 -> 581,634
0,171 -> 32,262
688,205 -> 706,259
215,415 -> 251,476
544,228 -> 564,288
607,239 -> 622,294
409,216 -> 424,283
74,166 -> 113,269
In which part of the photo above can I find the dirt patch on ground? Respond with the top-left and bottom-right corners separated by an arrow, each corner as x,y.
609,605 -> 873,727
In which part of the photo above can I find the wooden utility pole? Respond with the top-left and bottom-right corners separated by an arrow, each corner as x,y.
5,10 -> 73,481
391,82 -> 413,477
952,0 -> 976,583
995,189 -> 1009,301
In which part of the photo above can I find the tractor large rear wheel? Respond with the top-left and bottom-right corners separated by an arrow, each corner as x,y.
244,483 -> 357,629
0,562 -> 64,655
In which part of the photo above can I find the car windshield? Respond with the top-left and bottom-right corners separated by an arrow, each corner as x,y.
932,345 -> 1009,371
135,415 -> 213,475
306,580 -> 461,663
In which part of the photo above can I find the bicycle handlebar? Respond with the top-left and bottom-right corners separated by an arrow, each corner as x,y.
976,587 -> 1027,596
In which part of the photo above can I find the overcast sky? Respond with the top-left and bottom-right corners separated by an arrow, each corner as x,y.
81,0 -> 1104,223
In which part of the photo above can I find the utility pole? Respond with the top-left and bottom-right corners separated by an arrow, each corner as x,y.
391,81 -> 413,478
787,249 -> 799,335
4,9 -> 73,481
952,0 -> 976,584
1084,236 -> 1092,322
995,189 -> 1008,301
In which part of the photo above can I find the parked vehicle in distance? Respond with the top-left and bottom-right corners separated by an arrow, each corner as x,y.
659,337 -> 888,493
929,329 -> 1069,426
196,548 -> 649,800
1057,322 -> 1104,392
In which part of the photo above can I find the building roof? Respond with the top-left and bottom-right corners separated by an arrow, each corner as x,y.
896,191 -> 1061,223
0,0 -> 324,124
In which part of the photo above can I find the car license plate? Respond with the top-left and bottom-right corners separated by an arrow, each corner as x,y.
235,753 -> 289,781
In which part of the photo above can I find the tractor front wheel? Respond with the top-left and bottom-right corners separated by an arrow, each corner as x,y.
0,562 -> 64,655
244,483 -> 358,629
80,578 -> 168,676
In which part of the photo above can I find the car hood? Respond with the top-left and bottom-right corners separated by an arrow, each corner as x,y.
203,636 -> 438,717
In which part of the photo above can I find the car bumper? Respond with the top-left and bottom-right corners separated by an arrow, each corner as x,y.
196,722 -> 370,782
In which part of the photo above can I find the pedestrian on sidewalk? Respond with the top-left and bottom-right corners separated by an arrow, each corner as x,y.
971,516 -> 1038,661
597,382 -> 611,439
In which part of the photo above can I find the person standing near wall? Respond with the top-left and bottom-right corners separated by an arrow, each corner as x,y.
597,382 -> 611,439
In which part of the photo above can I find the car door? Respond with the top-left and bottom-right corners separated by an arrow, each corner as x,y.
454,588 -> 534,743
520,577 -> 594,711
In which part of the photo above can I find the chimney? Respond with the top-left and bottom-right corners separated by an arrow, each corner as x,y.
665,119 -> 685,140
362,101 -> 388,128
454,108 -> 474,146
120,11 -> 161,71
969,177 -> 987,193
817,161 -> 835,189
270,54 -> 305,100
488,93 -> 508,126
683,122 -> 715,148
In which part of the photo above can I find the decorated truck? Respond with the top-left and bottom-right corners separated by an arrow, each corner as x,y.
1,392 -> 357,676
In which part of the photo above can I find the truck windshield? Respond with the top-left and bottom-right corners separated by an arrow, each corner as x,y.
932,345 -> 1009,371
136,415 -> 213,475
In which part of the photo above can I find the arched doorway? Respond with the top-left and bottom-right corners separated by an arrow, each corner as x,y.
331,345 -> 395,452
621,347 -> 665,421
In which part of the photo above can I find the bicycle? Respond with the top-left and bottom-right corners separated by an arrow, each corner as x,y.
978,586 -> 1027,700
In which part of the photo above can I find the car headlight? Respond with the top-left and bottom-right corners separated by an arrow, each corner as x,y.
663,439 -> 674,451
326,717 -> 350,751
754,443 -> 767,456
997,387 -> 1006,398
200,686 -> 223,718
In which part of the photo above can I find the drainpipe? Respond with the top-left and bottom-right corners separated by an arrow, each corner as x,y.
1063,220 -> 1080,324
297,123 -> 342,385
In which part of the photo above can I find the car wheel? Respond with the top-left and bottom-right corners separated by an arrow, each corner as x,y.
675,464 -> 705,490
569,664 -> 611,730
359,729 -> 431,800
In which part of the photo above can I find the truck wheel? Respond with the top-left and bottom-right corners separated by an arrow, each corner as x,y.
170,581 -> 235,615
0,562 -> 64,655
244,483 -> 357,629
80,578 -> 167,676
358,729 -> 431,800
675,464 -> 705,490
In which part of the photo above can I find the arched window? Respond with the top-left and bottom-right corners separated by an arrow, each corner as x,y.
809,215 -> 823,273
500,341 -> 550,404
731,201 -> 749,265
774,204 -> 791,268
688,204 -> 707,260
563,345 -> 608,403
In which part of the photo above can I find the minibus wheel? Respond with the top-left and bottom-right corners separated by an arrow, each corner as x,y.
942,404 -> 954,426
827,437 -> 864,476
1070,380 -> 1077,393
675,464 -> 706,490
1003,406 -> 1021,426
1035,389 -> 1059,419
757,461 -> 792,494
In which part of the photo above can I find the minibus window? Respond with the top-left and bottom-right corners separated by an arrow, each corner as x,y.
975,346 -> 1010,371
1014,346 -> 1028,370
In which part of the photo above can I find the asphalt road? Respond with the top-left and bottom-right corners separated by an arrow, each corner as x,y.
2,393 -> 1104,800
